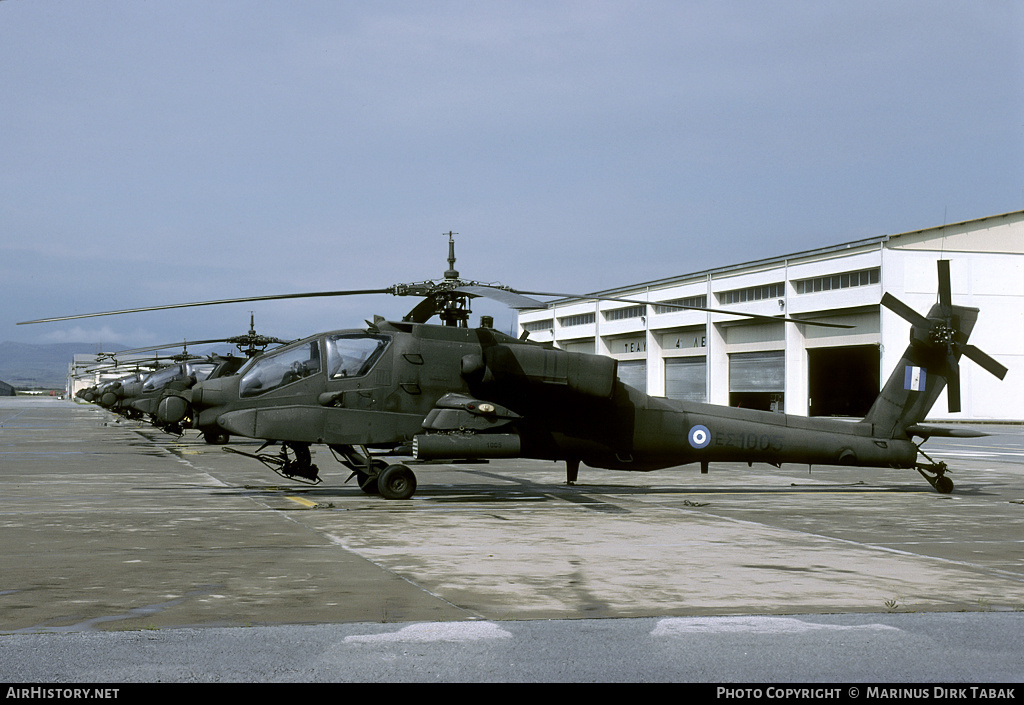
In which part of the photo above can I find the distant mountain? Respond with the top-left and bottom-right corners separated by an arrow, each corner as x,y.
0,341 -> 136,390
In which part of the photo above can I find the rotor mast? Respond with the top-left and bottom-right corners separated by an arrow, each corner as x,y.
438,231 -> 471,327
445,231 -> 459,280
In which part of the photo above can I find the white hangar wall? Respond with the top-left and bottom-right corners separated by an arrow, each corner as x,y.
517,210 -> 1024,422
882,212 -> 1023,421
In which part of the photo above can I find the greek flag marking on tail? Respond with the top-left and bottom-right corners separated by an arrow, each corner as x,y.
904,366 -> 926,392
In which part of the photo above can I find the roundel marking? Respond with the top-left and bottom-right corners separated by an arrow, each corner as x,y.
689,424 -> 711,449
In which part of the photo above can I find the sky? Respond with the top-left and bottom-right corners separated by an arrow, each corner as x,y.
3,1 -> 1023,355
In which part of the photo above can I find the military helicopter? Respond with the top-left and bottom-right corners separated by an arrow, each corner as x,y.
108,354 -> 218,419
77,371 -> 149,406
97,315 -> 290,442
72,357 -> 173,406
21,237 -> 1007,498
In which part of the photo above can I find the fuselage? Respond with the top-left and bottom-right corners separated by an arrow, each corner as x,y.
178,320 -> 920,475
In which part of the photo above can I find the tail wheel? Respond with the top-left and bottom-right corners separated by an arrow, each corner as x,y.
916,462 -> 955,494
377,464 -> 417,500
914,444 -> 955,494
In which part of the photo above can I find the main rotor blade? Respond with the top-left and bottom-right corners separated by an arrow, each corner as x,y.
959,344 -> 1009,380
509,289 -> 854,329
112,339 -> 233,356
18,289 -> 393,325
80,359 -> 171,374
945,353 -> 961,413
937,259 -> 952,310
880,292 -> 931,328
454,285 -> 546,309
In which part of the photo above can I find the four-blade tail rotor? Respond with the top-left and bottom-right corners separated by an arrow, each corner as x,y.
881,259 -> 1008,413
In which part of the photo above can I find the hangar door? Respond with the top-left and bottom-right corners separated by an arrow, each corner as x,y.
729,351 -> 784,412
807,345 -> 879,417
617,360 -> 647,393
665,357 -> 706,402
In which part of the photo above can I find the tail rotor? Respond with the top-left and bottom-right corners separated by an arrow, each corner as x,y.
881,259 -> 1007,413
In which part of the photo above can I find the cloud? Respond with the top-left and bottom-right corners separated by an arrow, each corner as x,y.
37,324 -> 159,347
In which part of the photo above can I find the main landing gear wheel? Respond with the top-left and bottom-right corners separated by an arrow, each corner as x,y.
377,464 -> 417,500
332,446 -> 416,499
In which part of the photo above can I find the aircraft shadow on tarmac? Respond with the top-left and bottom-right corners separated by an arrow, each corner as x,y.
144,433 -> 992,502
143,432 -> 997,502
202,471 -> 958,508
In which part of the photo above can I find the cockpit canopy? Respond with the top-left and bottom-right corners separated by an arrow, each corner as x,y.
142,361 -> 216,393
239,333 -> 390,398
325,333 -> 390,378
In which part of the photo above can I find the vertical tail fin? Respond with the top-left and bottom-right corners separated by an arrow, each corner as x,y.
863,304 -> 978,437
863,260 -> 1006,438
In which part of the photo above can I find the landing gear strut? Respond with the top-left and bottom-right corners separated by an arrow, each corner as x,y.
915,446 -> 953,494
331,445 -> 418,500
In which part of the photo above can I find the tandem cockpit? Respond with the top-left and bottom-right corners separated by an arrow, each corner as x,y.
142,360 -> 217,394
238,332 -> 391,398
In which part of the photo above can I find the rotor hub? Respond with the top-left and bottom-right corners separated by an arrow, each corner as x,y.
930,324 -> 955,346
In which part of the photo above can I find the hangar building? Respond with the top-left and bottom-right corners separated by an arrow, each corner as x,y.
66,354 -> 165,399
516,210 -> 1023,422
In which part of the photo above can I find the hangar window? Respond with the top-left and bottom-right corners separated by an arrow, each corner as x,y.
604,305 -> 646,321
794,267 -> 879,294
558,313 -> 596,327
653,295 -> 707,314
716,282 -> 784,305
522,319 -> 554,332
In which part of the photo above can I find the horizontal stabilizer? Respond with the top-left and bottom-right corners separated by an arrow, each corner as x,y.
904,424 -> 989,439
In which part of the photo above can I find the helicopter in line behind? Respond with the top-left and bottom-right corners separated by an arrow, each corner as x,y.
92,315 -> 291,443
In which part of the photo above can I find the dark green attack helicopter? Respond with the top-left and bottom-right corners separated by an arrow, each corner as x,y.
22,238 -> 1007,499
91,315 -> 289,443
73,356 -> 174,406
